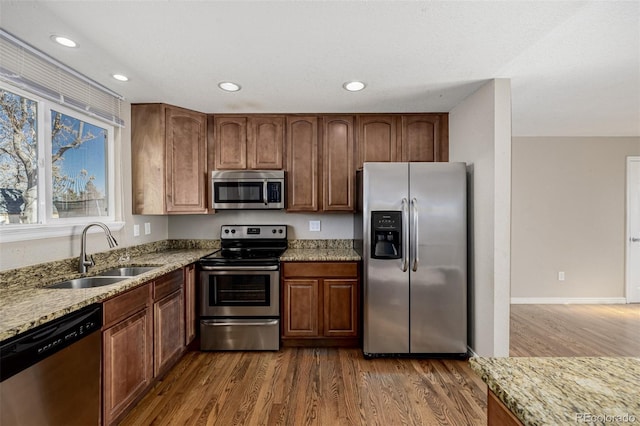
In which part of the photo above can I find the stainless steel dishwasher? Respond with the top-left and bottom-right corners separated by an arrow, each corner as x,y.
0,304 -> 102,426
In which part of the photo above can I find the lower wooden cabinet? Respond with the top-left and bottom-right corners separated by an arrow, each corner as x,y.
488,390 -> 524,426
102,268 -> 187,425
282,262 -> 359,346
102,283 -> 153,426
153,270 -> 185,377
184,263 -> 197,345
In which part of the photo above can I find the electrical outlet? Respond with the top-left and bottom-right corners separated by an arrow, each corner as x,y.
558,271 -> 565,281
309,220 -> 321,232
133,224 -> 140,237
144,222 -> 151,235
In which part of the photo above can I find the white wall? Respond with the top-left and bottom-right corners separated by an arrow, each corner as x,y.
511,137 -> 640,303
168,211 -> 354,240
449,79 -> 512,357
0,102 -> 170,270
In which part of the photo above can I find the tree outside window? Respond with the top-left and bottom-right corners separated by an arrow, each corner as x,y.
0,88 -> 110,225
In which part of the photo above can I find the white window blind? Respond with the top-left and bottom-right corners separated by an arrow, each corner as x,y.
0,29 -> 124,127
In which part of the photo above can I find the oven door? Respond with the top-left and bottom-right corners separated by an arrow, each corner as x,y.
200,266 -> 279,317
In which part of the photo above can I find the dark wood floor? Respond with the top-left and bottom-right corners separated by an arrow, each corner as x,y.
119,304 -> 640,426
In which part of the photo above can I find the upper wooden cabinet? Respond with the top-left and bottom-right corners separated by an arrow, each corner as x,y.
356,113 -> 448,169
131,104 -> 207,214
213,115 -> 284,170
285,116 -> 319,211
322,116 -> 355,212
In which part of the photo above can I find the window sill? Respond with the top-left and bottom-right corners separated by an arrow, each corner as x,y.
0,221 -> 125,243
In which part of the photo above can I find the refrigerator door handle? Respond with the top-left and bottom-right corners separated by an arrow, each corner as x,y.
412,197 -> 419,272
401,197 -> 409,272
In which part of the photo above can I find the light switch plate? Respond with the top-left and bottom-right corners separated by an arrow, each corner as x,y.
133,224 -> 140,237
309,220 -> 321,232
144,222 -> 151,235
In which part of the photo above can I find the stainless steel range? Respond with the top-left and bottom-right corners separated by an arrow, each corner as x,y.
199,225 -> 287,351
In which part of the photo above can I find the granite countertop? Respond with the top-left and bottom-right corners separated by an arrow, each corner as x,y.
0,239 -> 360,342
280,248 -> 361,262
0,247 -> 214,342
281,239 -> 361,262
470,356 -> 640,426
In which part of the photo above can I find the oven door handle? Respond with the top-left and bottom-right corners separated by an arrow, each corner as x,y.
200,265 -> 279,271
201,319 -> 279,327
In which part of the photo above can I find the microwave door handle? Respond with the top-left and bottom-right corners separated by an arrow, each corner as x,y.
263,179 -> 268,205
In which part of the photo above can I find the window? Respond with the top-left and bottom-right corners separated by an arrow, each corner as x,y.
0,85 -> 118,238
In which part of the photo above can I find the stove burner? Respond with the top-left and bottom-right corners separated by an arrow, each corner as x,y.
199,225 -> 288,267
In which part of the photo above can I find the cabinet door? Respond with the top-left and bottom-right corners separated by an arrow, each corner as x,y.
286,116 -> 319,211
154,290 -> 185,377
283,279 -> 319,337
184,264 -> 196,345
103,308 -> 153,425
400,114 -> 440,162
323,279 -> 358,337
214,116 -> 247,169
356,115 -> 398,170
323,116 -> 355,211
165,107 -> 207,213
248,116 -> 284,169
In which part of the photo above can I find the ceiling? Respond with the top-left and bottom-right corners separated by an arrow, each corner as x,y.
1,1 -> 638,137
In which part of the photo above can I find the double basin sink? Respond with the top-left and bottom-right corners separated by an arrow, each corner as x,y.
48,266 -> 160,289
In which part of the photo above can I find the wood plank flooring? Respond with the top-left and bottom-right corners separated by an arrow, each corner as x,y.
119,304 -> 640,425
510,304 -> 640,357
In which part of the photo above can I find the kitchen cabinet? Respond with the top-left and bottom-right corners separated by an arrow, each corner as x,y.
102,283 -> 153,426
153,270 -> 185,377
286,115 -> 355,212
285,116 -> 320,211
356,113 -> 449,169
282,262 -> 359,346
131,103 -> 208,214
322,116 -> 355,211
184,263 -> 197,346
102,268 -> 186,425
488,391 -> 524,426
213,115 -> 284,170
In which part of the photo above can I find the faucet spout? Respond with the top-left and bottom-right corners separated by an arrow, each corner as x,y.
79,222 -> 119,274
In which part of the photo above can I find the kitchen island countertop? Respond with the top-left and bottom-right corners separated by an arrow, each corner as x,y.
469,356 -> 640,426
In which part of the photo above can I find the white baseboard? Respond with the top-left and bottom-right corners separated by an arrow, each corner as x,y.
510,297 -> 627,305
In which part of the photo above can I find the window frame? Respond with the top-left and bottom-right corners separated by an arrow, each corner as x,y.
0,83 -> 123,242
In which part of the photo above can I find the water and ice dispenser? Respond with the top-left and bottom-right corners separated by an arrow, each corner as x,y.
371,211 -> 402,259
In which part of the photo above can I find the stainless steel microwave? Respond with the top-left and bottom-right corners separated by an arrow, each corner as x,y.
211,170 -> 285,210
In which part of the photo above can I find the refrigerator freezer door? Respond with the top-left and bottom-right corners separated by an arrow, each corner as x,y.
362,162 -> 410,354
409,162 -> 467,354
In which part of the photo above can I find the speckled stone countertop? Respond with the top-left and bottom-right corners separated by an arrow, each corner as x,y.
0,239 -> 360,342
470,356 -> 640,426
281,239 -> 361,262
0,240 -> 218,342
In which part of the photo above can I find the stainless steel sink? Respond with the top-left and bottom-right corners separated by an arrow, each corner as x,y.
48,276 -> 128,289
98,266 -> 159,277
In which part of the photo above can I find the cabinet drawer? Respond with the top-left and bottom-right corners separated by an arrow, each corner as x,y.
103,283 -> 151,328
154,269 -> 183,301
282,262 -> 358,278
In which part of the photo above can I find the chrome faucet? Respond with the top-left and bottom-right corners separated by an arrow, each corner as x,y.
79,222 -> 118,273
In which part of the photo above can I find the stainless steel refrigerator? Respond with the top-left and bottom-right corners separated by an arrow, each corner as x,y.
355,162 -> 467,357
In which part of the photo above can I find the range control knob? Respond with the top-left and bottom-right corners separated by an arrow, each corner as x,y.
231,229 -> 236,234
224,229 -> 230,234
272,229 -> 277,234
278,229 -> 283,234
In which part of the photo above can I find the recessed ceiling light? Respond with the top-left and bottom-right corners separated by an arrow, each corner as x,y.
50,35 -> 77,48
343,81 -> 366,92
218,82 -> 241,92
112,74 -> 129,82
